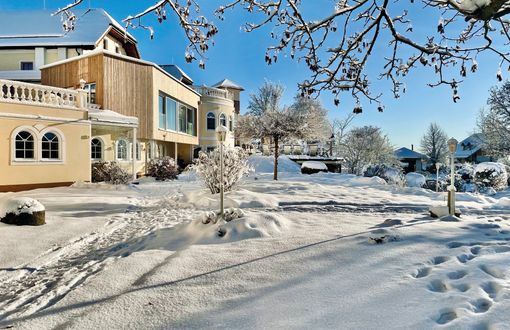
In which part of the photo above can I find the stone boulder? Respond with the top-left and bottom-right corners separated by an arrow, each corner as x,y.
0,197 -> 46,226
1,211 -> 45,226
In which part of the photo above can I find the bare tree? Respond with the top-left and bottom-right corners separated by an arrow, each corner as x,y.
420,122 -> 449,165
340,126 -> 395,175
478,81 -> 510,157
57,1 -> 510,107
331,113 -> 356,156
290,94 -> 331,143
236,81 -> 309,180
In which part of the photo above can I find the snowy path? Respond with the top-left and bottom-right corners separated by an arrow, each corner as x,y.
0,191 -> 198,324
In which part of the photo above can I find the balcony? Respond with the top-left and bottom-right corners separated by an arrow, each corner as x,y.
0,79 -> 82,110
193,85 -> 234,101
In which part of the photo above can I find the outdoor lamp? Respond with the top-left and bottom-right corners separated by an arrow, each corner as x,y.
447,137 -> 458,216
215,125 -> 228,220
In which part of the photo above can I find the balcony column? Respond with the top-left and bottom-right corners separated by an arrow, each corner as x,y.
132,127 -> 137,181
35,48 -> 45,70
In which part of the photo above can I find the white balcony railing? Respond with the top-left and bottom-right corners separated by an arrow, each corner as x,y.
0,79 -> 81,109
193,85 -> 234,101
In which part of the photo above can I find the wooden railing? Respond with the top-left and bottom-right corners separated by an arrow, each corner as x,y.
193,86 -> 234,100
0,79 -> 81,109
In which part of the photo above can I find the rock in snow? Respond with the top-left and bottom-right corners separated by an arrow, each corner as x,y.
0,197 -> 45,226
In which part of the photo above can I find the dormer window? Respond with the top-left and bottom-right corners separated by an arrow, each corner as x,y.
115,46 -> 120,54
20,62 -> 34,70
103,39 -> 108,50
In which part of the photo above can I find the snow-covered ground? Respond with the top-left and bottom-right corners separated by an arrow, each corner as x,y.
1,158 -> 509,329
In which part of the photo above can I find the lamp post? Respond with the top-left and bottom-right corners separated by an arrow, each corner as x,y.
329,133 -> 335,157
216,125 -> 228,220
447,137 -> 458,215
435,162 -> 442,192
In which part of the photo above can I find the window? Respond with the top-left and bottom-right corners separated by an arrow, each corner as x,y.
187,107 -> 194,135
91,138 -> 102,160
117,140 -> 128,160
166,98 -> 176,131
103,39 -> 108,50
158,95 -> 166,130
41,132 -> 59,160
20,62 -> 34,70
219,113 -> 227,127
15,131 -> 34,159
229,116 -> 233,131
179,105 -> 187,134
131,142 -> 141,160
84,83 -> 97,104
207,112 -> 216,130
115,46 -> 120,54
159,94 -> 177,131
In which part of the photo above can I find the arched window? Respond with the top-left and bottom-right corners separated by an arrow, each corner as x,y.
117,139 -> 128,160
15,131 -> 35,159
41,132 -> 59,159
207,112 -> 216,130
91,138 -> 102,160
219,113 -> 227,127
229,116 -> 233,131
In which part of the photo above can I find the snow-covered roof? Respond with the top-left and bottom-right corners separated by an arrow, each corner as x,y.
159,65 -> 194,85
394,147 -> 427,159
0,9 -> 136,47
212,79 -> 244,91
88,108 -> 138,127
455,133 -> 485,159
0,70 -> 41,81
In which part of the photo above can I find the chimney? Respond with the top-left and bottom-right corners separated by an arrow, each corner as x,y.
411,144 -> 414,151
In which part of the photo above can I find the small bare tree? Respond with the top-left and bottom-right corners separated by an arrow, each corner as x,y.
331,113 -> 356,156
420,122 -> 449,165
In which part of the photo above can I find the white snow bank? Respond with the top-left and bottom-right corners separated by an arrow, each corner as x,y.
0,196 -> 45,218
474,162 -> 507,174
346,175 -> 387,186
179,188 -> 280,210
493,197 -> 510,208
248,155 -> 301,174
301,161 -> 327,171
406,172 -> 426,188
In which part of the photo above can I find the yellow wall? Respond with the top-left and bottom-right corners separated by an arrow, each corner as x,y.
151,67 -> 200,146
45,49 -> 59,64
100,35 -> 128,56
198,96 -> 236,150
0,50 -> 35,71
0,103 -> 91,190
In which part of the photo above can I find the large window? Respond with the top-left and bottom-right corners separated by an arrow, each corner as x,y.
117,140 -> 128,160
15,131 -> 34,159
219,113 -> 227,127
187,107 -> 195,135
91,138 -> 102,160
207,112 -> 216,130
229,116 -> 233,131
41,132 -> 59,160
159,94 -> 178,131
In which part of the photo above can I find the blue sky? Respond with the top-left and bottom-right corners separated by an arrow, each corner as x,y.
1,0 -> 503,149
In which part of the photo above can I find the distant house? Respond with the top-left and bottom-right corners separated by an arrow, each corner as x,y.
455,133 -> 493,163
394,147 -> 428,173
0,9 -> 139,83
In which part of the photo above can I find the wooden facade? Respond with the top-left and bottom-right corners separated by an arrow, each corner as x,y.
42,53 -> 154,139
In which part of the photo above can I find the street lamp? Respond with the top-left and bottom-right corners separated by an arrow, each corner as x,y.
447,137 -> 458,215
435,162 -> 442,192
329,133 -> 335,157
216,125 -> 228,220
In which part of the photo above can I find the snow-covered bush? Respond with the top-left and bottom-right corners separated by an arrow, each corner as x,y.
405,172 -> 426,188
363,164 -> 406,186
91,161 -> 131,185
147,157 -> 179,181
457,163 -> 475,182
474,162 -> 508,191
301,161 -> 328,174
191,147 -> 253,194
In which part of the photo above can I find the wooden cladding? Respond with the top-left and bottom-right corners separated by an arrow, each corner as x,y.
42,53 -> 153,139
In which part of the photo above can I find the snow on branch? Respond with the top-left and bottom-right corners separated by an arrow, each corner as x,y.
58,0 -> 510,108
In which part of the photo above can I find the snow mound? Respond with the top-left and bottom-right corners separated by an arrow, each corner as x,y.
248,155 -> 301,174
406,172 -> 426,188
347,176 -> 387,186
144,212 -> 290,251
0,196 -> 45,218
494,197 -> 510,208
179,189 -> 279,209
302,161 -> 327,171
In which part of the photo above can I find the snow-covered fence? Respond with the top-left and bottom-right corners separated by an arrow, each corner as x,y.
0,79 -> 82,109
193,86 -> 234,101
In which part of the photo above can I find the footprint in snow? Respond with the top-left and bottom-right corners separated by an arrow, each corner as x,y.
412,267 -> 432,279
428,279 -> 450,293
470,298 -> 492,314
435,308 -> 458,325
479,265 -> 506,279
457,253 -> 476,264
447,270 -> 467,280
480,281 -> 503,300
430,256 -> 450,265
